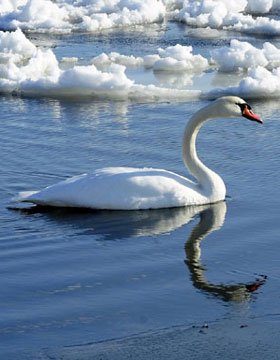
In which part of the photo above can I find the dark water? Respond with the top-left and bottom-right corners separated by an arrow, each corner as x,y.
1,25 -> 280,359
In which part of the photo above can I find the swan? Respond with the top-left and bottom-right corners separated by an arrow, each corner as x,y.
16,96 -> 262,210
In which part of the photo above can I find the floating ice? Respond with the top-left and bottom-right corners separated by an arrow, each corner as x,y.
246,0 -> 275,14
0,29 -> 200,101
206,38 -> 280,99
81,0 -> 166,32
0,0 -> 166,33
2,27 -> 280,101
2,0 -> 280,34
0,0 -> 26,14
153,44 -> 209,72
0,0 -> 70,32
174,0 -> 242,28
92,45 -> 209,73
186,27 -> 221,39
143,55 -> 161,69
0,27 -> 36,61
238,66 -> 280,97
212,39 -> 280,71
174,0 -> 280,35
0,28 -> 132,96
211,40 -> 267,72
92,52 -> 144,68
204,66 -> 280,99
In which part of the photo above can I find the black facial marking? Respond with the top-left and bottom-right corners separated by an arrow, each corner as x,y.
236,102 -> 251,112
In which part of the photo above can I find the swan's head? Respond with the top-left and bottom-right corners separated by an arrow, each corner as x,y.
212,96 -> 262,124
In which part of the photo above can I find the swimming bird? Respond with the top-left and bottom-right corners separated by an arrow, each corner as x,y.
16,96 -> 262,210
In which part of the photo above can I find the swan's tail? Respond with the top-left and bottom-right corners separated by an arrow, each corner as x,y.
12,191 -> 39,202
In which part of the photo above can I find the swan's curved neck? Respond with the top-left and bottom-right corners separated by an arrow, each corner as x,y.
182,105 -> 226,201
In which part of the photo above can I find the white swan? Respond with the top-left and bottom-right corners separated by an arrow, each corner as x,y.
17,96 -> 262,210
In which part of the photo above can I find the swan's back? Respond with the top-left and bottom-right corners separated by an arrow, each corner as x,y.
19,167 -> 208,210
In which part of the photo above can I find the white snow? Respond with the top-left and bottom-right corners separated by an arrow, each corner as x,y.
0,0 -> 166,33
205,66 -> 280,99
92,52 -> 143,68
91,45 -> 209,73
2,0 -> 280,34
246,0 -> 278,14
2,13 -> 280,101
206,39 -> 280,98
0,29 -> 201,100
174,0 -> 280,36
0,0 -> 70,32
211,39 -> 280,72
153,44 -> 209,72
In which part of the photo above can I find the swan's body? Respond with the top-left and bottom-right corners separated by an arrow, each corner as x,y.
17,96 -> 262,210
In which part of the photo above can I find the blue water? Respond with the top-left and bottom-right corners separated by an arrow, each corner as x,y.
1,24 -> 280,359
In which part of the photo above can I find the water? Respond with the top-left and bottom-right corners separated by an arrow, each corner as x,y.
1,24 -> 280,359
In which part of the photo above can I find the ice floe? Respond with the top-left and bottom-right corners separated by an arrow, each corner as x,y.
211,39 -> 280,72
92,52 -> 144,69
151,45 -> 209,72
0,28 -> 201,100
0,0 -> 166,33
92,44 -> 209,73
1,27 -> 280,101
174,0 -> 280,35
0,0 -> 70,32
207,39 -> 280,98
2,0 -> 280,34
246,0 -> 280,14
204,66 -> 280,99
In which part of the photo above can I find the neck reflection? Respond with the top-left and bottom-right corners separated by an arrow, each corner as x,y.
184,202 -> 266,302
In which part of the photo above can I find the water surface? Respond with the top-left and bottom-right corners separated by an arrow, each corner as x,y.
1,25 -> 280,359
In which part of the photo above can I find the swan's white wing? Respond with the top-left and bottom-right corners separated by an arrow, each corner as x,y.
18,167 -> 207,210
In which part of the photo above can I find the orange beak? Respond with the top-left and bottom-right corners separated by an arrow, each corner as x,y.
242,106 -> 263,124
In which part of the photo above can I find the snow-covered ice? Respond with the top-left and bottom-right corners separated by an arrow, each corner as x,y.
1,1 -> 280,101
211,40 -> 280,72
2,0 -> 280,34
174,0 -> 280,35
0,29 -> 203,99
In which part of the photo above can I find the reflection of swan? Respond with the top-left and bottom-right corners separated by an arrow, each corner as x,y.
14,202 -> 267,299
13,204 -> 208,240
185,202 -> 266,302
16,96 -> 262,210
